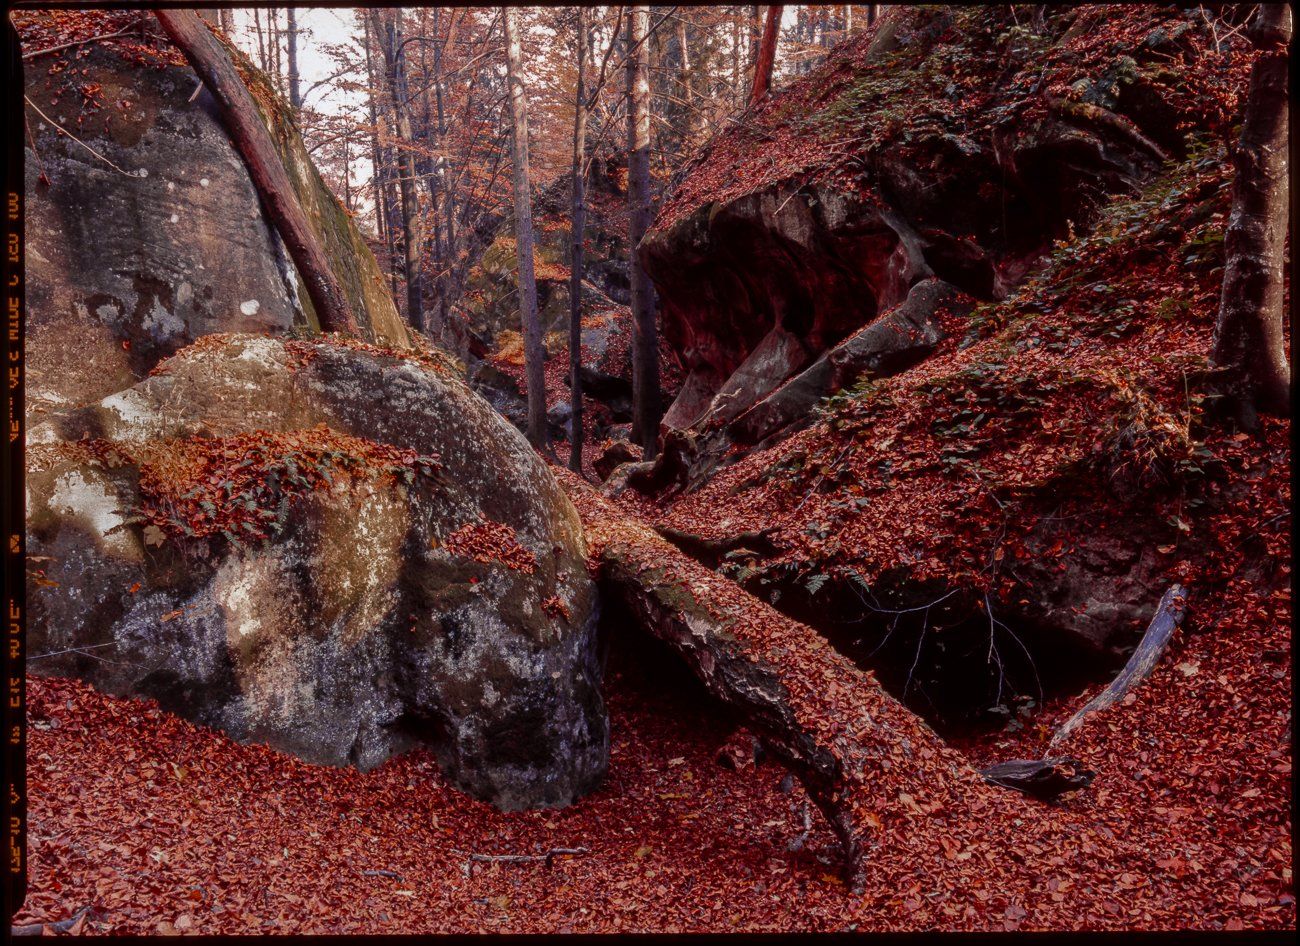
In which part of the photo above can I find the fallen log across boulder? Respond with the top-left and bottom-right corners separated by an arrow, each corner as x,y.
558,471 -> 989,889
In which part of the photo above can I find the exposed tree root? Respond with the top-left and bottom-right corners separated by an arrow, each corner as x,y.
654,524 -> 782,564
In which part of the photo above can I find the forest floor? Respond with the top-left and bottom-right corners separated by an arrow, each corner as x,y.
16,543 -> 1292,933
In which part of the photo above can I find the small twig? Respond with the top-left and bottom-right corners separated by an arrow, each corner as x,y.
24,95 -> 142,178
21,28 -> 134,60
361,869 -> 405,880
28,642 -> 119,660
451,846 -> 590,877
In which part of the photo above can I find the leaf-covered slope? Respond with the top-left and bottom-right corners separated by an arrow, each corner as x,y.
656,143 -> 1289,702
642,4 -> 1254,432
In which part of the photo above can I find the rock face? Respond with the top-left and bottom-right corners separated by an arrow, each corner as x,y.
23,40 -> 408,427
642,5 -> 1195,440
27,335 -> 607,810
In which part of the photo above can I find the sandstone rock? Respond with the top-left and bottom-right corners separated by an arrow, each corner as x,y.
24,43 -> 407,427
28,334 -> 607,810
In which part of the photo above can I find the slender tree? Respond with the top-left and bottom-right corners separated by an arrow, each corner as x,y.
371,9 -> 425,332
502,7 -> 550,449
750,6 -> 783,106
1210,2 -> 1291,422
154,9 -> 358,334
627,5 -> 660,458
569,7 -> 590,472
286,8 -> 301,110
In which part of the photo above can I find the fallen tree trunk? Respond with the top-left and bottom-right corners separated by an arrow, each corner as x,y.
559,470 -> 985,889
1048,583 -> 1188,751
154,10 -> 360,335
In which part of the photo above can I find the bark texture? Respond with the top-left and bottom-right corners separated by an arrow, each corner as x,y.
154,9 -> 359,335
569,8 -> 589,472
1210,3 -> 1292,420
627,6 -> 661,458
503,7 -> 550,449
750,5 -> 783,106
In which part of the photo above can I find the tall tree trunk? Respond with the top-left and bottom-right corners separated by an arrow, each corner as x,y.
285,8 -> 301,110
1210,3 -> 1291,422
362,17 -> 388,248
433,8 -> 458,270
732,9 -> 743,109
372,9 -> 424,333
502,7 -> 550,450
627,5 -> 661,459
868,5 -> 878,27
750,6 -> 783,106
154,9 -> 358,334
253,8 -> 268,73
218,9 -> 234,36
569,8 -> 590,473
844,4 -> 853,35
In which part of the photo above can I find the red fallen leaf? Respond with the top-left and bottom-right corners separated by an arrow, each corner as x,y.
128,582 -> 142,594
160,609 -> 184,622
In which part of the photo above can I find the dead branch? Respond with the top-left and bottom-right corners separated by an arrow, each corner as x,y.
1048,583 -> 1188,751
11,906 -> 99,936
451,847 -> 590,876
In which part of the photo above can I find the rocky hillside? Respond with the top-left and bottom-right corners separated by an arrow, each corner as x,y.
642,5 -> 1249,444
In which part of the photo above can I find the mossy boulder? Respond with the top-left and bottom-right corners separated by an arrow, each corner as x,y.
27,334 -> 607,810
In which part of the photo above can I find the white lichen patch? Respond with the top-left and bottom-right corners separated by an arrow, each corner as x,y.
47,468 -> 140,560
99,388 -> 163,440
239,299 -> 260,316
232,335 -> 287,371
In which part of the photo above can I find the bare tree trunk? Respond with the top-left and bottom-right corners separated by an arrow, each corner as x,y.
154,9 -> 358,334
1210,3 -> 1291,422
732,8 -> 743,109
217,9 -> 234,35
372,9 -> 425,333
868,4 -> 879,27
750,5 -> 783,106
362,17 -> 388,246
677,15 -> 702,146
569,8 -> 590,473
503,7 -> 550,450
433,8 -> 458,269
285,7 -> 301,110
252,8 -> 268,73
627,5 -> 660,459
844,4 -> 853,35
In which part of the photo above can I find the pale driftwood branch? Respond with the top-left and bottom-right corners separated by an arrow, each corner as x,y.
1048,583 -> 1188,751
11,906 -> 98,936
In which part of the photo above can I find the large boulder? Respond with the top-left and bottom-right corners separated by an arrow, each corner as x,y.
22,30 -> 408,427
27,334 -> 607,810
